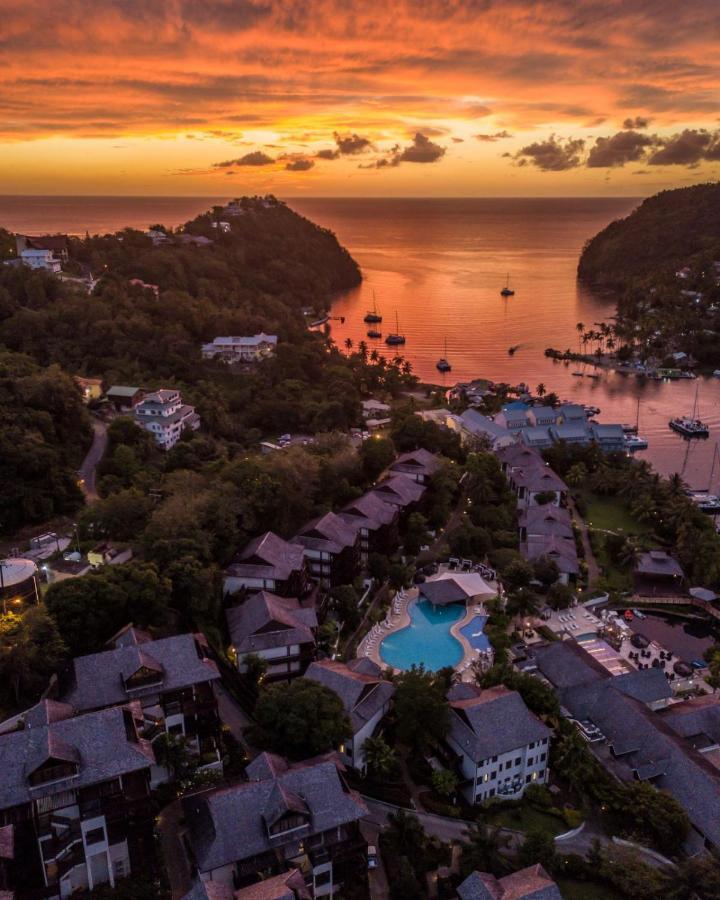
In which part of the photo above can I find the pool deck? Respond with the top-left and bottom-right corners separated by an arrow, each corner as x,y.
356,585 -> 496,680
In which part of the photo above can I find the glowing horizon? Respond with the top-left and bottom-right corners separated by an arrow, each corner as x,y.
2,1 -> 719,197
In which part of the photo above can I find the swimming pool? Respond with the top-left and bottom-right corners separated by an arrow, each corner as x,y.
380,600 -> 464,671
460,615 -> 490,651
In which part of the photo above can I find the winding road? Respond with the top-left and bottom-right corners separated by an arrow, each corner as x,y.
77,419 -> 107,501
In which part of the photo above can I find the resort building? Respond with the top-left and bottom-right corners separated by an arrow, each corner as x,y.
549,423 -> 589,446
494,407 -> 529,431
445,684 -> 551,804
293,513 -> 362,587
590,423 -> 626,452
223,532 -> 311,600
557,403 -> 587,423
201,334 -> 278,363
54,626 -> 222,779
20,247 -> 61,272
496,444 -> 544,475
518,505 -> 574,542
134,388 -> 200,450
419,572 -> 496,607
532,640 -> 720,852
389,448 -> 441,484
338,492 -> 400,558
370,474 -> 426,512
520,426 -> 554,450
458,864 -> 561,900
226,591 -> 317,681
0,699 -> 157,897
305,659 -> 395,772
634,550 -> 685,595
527,406 -> 558,427
508,465 -> 568,507
455,409 -> 514,450
181,752 -> 368,897
520,535 -> 579,585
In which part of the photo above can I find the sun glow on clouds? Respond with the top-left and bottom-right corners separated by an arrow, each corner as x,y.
2,0 -> 720,195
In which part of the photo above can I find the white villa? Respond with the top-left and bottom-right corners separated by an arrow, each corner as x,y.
446,683 -> 551,804
20,248 -> 61,273
201,333 -> 278,363
134,389 -> 200,450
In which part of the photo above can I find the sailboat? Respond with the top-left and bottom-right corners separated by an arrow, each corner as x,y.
385,312 -> 406,345
687,444 -> 720,513
669,382 -> 709,437
364,291 -> 382,323
500,274 -> 515,297
436,339 -> 451,372
624,397 -> 648,450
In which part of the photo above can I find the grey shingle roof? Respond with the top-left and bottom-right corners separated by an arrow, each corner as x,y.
226,592 -> 317,654
535,642 -> 720,846
60,632 -> 220,712
390,449 -> 440,478
340,492 -> 398,530
520,535 -> 579,574
458,865 -> 562,900
461,409 -> 511,441
635,551 -> 685,579
227,532 -> 306,582
420,580 -> 469,605
371,474 -> 425,507
449,686 -> 550,763
182,756 -> 367,873
661,695 -> 720,747
512,466 -> 568,493
519,506 -> 573,539
0,702 -> 154,809
496,444 -> 544,469
295,512 -> 359,554
305,660 -> 395,733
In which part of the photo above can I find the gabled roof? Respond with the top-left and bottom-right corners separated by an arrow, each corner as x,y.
305,660 -> 395,733
0,703 -> 154,809
590,423 -> 625,441
635,550 -> 685,579
511,465 -> 568,493
183,756 -> 367,873
339,491 -> 398,531
390,449 -> 440,477
661,695 -> 720,747
496,444 -> 544,469
371,474 -> 425,507
228,532 -> 306,582
557,403 -> 586,421
59,632 -> 220,712
460,409 -> 511,441
449,685 -> 550,763
458,864 -> 561,900
294,512 -> 359,554
519,505 -> 573,539
549,423 -> 589,442
520,535 -> 579,574
226,592 -> 317,654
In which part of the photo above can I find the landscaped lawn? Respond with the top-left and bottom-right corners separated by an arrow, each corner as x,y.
584,493 -> 647,535
556,877 -> 625,900
483,804 -> 568,837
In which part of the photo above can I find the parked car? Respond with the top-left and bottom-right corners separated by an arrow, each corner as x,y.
367,846 -> 378,869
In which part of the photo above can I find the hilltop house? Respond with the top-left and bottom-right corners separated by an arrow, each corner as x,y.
445,684 -> 551,804
16,233 -> 69,265
134,389 -> 200,450
226,591 -> 317,681
0,699 -> 157,897
106,385 -> 144,410
20,247 -> 61,273
293,513 -> 361,587
223,532 -> 311,600
338,492 -> 400,558
54,626 -> 222,777
305,659 -> 395,772
201,334 -> 278,364
181,752 -> 368,897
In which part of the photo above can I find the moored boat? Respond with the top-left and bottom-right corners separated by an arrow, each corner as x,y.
367,329 -> 382,339
364,292 -> 382,323
669,417 -> 709,437
625,434 -> 648,451
385,311 -> 406,346
436,338 -> 452,372
500,274 -> 515,297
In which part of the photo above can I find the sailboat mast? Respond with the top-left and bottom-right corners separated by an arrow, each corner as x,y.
635,395 -> 640,430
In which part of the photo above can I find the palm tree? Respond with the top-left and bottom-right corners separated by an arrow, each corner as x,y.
344,337 -> 353,355
576,322 -> 584,353
370,348 -> 380,362
362,734 -> 397,780
536,383 -> 546,398
358,340 -> 368,361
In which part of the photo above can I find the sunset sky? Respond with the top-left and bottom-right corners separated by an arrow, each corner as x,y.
2,0 -> 719,196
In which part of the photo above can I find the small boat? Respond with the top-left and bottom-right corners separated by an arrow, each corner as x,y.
385,311 -> 406,346
363,291 -> 382,323
621,423 -> 638,434
436,338 -> 451,373
500,274 -> 515,297
689,492 -> 720,513
587,373 -> 600,380
625,435 -> 648,451
367,329 -> 382,339
669,417 -> 710,437
713,370 -> 720,378
572,371 -> 584,377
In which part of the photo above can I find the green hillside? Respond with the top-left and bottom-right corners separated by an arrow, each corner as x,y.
578,182 -> 720,286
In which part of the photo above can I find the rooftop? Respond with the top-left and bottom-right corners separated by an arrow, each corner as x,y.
227,591 -> 317,654
458,864 -> 561,900
305,659 -> 394,733
227,532 -> 306,583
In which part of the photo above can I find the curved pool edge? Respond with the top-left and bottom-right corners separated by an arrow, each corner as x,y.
378,598 -> 464,672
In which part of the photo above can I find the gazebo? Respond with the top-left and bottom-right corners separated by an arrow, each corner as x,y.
420,571 -> 496,607
634,550 -> 685,596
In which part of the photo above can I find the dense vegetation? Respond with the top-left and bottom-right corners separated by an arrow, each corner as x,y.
578,182 -> 720,286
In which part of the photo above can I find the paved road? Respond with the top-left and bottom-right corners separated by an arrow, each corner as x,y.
362,797 -> 476,844
78,419 -> 107,501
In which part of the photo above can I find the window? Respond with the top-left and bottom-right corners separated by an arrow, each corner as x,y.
526,774 -> 532,784
489,788 -> 495,797
315,870 -> 331,887
490,771 -> 497,780
491,755 -> 498,762
85,827 -> 105,846
541,753 -> 547,762
527,757 -> 533,766
505,761 -> 512,771
515,757 -> 521,767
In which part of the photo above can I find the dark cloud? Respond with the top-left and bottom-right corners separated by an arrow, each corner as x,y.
451,137 -> 464,143
648,128 -> 720,165
285,157 -> 314,171
587,130 -> 654,167
623,116 -> 650,129
316,148 -> 340,160
398,132 -> 445,163
213,150 -> 274,167
619,83 -> 719,113
511,135 -> 585,171
333,132 -> 373,154
475,130 -> 512,142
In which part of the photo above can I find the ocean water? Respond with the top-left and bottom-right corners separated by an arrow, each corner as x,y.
2,194 -> 720,485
